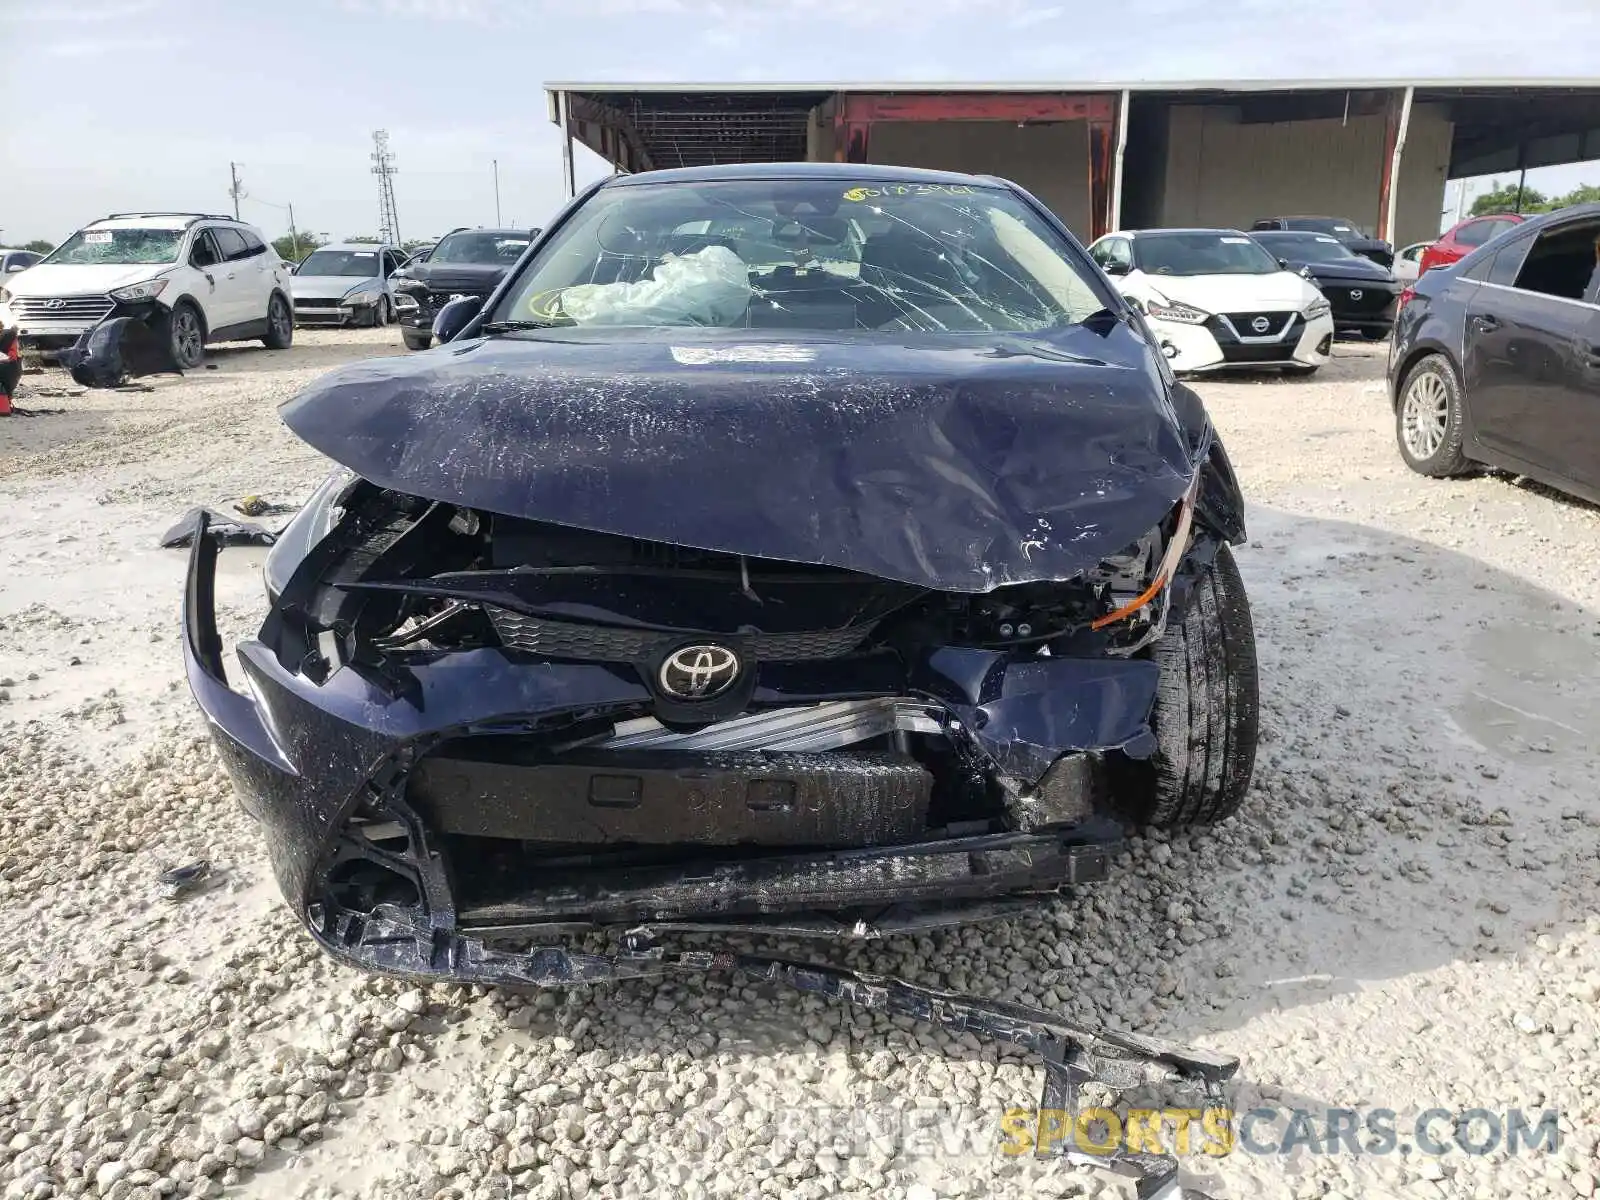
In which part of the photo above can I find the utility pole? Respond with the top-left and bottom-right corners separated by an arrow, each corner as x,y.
229,162 -> 244,219
371,131 -> 401,246
492,159 -> 502,225
286,202 -> 300,261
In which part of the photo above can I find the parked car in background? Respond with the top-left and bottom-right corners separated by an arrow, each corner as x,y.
1251,216 -> 1393,268
1392,241 -> 1430,284
1419,212 -> 1526,275
394,226 -> 536,350
1,249 -> 44,276
1250,229 -> 1401,340
1088,227 -> 1334,375
0,212 -> 292,366
290,243 -> 409,327
1389,203 -> 1600,503
402,243 -> 435,265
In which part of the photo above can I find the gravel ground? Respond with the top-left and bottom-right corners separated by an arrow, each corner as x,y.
2,332 -> 1598,1200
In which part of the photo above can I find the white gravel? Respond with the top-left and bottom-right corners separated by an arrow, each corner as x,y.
2,334 -> 1598,1200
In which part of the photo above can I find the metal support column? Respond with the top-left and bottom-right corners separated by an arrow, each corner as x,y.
1377,85 -> 1414,246
1087,109 -> 1116,241
558,90 -> 576,200
1109,88 -> 1131,233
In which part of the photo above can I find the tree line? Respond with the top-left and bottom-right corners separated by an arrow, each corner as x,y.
1470,181 -> 1600,217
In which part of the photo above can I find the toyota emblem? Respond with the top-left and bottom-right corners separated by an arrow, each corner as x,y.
659,644 -> 741,699
1349,289 -> 1363,301
43,298 -> 67,310
1250,316 -> 1271,334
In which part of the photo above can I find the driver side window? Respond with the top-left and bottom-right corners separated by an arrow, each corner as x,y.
190,231 -> 220,269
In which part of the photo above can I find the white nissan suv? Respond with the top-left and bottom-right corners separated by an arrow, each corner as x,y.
0,213 -> 294,367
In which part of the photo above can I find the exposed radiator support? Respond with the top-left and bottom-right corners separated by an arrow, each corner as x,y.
597,698 -> 945,753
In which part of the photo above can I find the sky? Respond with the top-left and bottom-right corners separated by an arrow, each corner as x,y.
3,0 -> 1599,247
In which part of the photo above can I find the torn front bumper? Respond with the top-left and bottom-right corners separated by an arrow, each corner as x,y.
183,511 -> 1167,939
183,513 -> 1237,1198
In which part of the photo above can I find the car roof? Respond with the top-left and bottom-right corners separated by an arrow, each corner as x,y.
437,227 -> 534,237
607,161 -> 1010,189
1252,229 -> 1341,239
90,215 -> 205,231
315,243 -> 398,252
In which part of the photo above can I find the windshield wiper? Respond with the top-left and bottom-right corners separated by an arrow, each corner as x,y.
481,319 -> 562,334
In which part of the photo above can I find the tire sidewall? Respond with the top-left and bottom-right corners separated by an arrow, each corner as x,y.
264,293 -> 293,349
374,296 -> 391,327
168,303 -> 205,369
1396,355 -> 1466,475
402,331 -> 430,351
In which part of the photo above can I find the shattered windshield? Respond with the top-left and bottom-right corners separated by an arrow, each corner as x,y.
47,228 -> 183,266
1253,233 -> 1360,264
1134,232 -> 1281,276
432,232 -> 531,264
297,249 -> 382,277
493,179 -> 1108,332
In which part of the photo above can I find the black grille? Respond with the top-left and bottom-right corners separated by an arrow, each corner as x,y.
1220,311 -> 1295,337
487,609 -> 871,662
1327,286 -> 1396,315
294,297 -> 343,308
1218,342 -> 1297,363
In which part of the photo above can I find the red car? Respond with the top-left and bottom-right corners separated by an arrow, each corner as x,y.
1420,212 -> 1526,274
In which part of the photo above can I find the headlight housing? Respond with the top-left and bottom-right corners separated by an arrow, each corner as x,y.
342,288 -> 379,306
1303,296 -> 1331,319
1146,299 -> 1209,325
264,468 -> 357,603
110,278 -> 169,302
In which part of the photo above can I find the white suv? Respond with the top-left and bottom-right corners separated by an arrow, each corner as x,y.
0,212 -> 294,367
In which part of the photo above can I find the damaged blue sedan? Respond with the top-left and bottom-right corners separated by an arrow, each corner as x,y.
176,164 -> 1252,1191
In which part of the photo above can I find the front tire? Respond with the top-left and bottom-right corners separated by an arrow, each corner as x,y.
168,303 -> 205,370
1396,353 -> 1468,477
262,293 -> 293,349
1110,542 -> 1259,828
402,330 -> 431,351
370,296 -> 391,328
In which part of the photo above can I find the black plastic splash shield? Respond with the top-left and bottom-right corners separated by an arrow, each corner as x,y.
278,324 -> 1202,593
310,909 -> 1236,1200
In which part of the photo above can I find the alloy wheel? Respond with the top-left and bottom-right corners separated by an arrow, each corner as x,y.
1401,371 -> 1449,460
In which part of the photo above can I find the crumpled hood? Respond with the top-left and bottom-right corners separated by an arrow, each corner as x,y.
278,324 -> 1203,593
5,262 -> 169,296
292,275 -> 380,301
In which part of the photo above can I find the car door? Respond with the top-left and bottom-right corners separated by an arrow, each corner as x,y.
1464,218 -> 1600,482
185,229 -> 231,328
205,226 -> 258,329
230,227 -> 277,321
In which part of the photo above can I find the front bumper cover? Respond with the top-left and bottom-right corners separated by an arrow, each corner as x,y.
182,512 -> 1239,1198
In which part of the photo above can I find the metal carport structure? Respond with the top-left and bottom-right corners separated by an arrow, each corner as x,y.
544,79 -> 1600,248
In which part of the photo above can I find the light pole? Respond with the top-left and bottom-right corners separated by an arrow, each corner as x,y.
493,159 -> 502,225
249,196 -> 302,260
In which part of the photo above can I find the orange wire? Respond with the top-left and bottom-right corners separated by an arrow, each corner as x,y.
1090,573 -> 1169,631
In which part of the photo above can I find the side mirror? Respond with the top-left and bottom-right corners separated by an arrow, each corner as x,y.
433,295 -> 483,343
1102,260 -> 1130,276
1277,258 -> 1290,270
